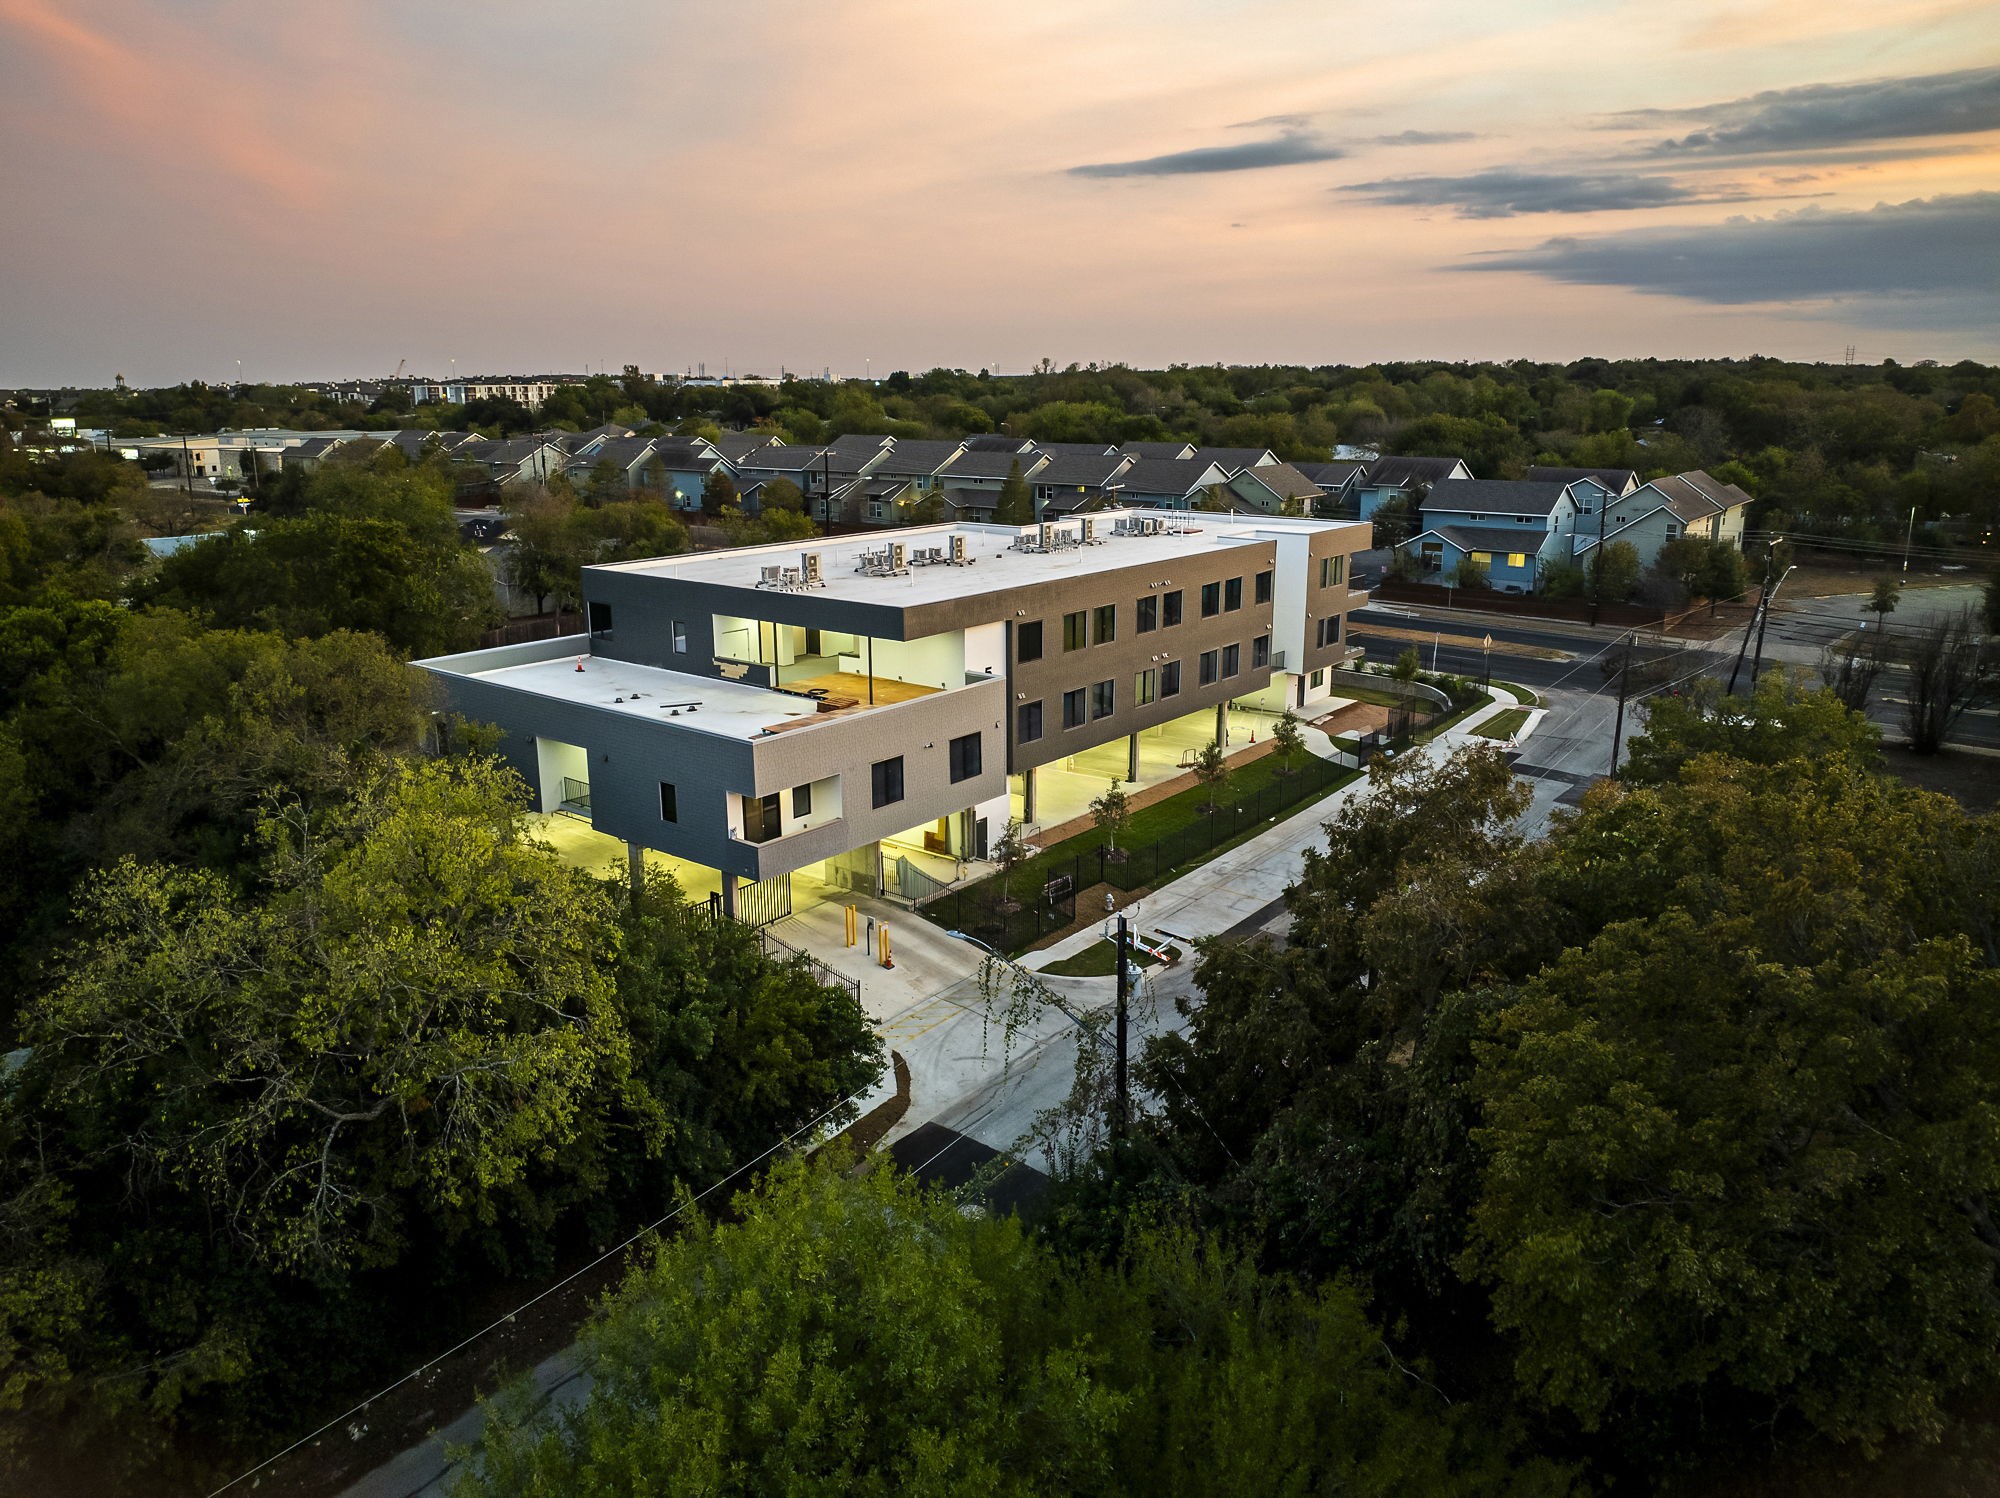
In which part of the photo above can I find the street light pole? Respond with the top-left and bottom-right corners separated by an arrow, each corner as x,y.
1903,506 -> 1917,575
1114,915 -> 1131,1139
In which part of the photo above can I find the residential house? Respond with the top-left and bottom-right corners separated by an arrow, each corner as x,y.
647,438 -> 729,512
1185,446 -> 1279,475
1572,470 -> 1752,572
1396,477 -> 1580,593
459,437 -> 569,493
1227,461 -> 1322,516
937,448 -> 1050,521
1353,454 -> 1474,520
1117,440 -> 1198,460
731,444 -> 839,512
1032,451 -> 1135,516
1291,459 -> 1370,514
961,434 -> 1041,455
565,437 -> 663,495
711,431 -> 784,463
1113,457 -> 1233,510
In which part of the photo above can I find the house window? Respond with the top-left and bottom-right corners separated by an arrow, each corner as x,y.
671,619 -> 688,653
1507,552 -> 1527,568
1135,668 -> 1156,706
1200,582 -> 1221,617
588,601 -> 613,636
1136,595 -> 1157,633
1161,660 -> 1182,697
1091,679 -> 1116,720
1063,610 -> 1087,652
1199,649 -> 1219,685
1310,668 -> 1325,687
1162,589 -> 1183,627
1222,643 -> 1240,678
1018,620 -> 1043,662
949,732 -> 982,783
1252,635 -> 1270,669
871,757 -> 904,809
1094,603 -> 1117,645
659,782 -> 677,822
1319,555 -> 1345,588
1254,570 -> 1273,604
1316,616 -> 1341,647
743,792 -> 782,843
1224,577 -> 1243,612
1018,700 -> 1043,743
1063,687 -> 1088,729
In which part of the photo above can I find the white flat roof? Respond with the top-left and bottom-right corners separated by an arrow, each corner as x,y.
592,511 -> 1362,609
468,653 -> 829,741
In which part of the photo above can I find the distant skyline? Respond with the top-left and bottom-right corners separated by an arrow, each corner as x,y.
2,0 -> 1997,387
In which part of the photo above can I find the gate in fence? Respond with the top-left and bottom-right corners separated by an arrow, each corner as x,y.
895,855 -> 953,903
735,873 -> 794,927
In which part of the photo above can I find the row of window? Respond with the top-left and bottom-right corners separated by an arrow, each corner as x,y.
657,731 -> 986,838
1016,636 -> 1270,742
1018,571 -> 1274,661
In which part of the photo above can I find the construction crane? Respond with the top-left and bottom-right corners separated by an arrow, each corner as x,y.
392,357 -> 406,380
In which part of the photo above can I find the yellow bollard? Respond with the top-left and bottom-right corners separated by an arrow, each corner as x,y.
844,904 -> 857,947
880,924 -> 894,969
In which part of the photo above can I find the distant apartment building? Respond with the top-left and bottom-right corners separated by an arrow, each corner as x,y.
416,510 -> 1370,920
411,378 -> 566,410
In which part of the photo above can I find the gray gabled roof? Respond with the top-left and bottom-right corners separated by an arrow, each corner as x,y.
1237,461 -> 1320,500
1527,465 -> 1638,494
962,434 -> 1039,454
1033,441 -> 1122,458
1186,446 -> 1278,473
647,438 -> 722,470
730,444 -> 829,473
1033,452 -> 1133,488
939,449 -> 1048,481
1292,459 -> 1369,490
1117,457 -> 1225,496
1422,478 -> 1569,517
827,432 -> 896,456
1364,454 -> 1469,488
1118,441 -> 1198,460
712,431 -> 782,459
572,437 -> 657,472
870,439 -> 966,476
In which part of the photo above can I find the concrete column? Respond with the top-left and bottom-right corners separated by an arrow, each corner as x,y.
1214,702 -> 1227,746
627,842 -> 646,909
721,875 -> 738,920
1021,765 -> 1037,824
1127,732 -> 1139,782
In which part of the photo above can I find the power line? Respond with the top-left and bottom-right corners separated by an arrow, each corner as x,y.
204,1080 -> 883,1497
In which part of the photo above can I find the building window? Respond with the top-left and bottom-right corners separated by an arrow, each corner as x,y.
1018,700 -> 1043,743
1200,581 -> 1221,617
949,732 -> 983,783
588,600 -> 614,636
792,783 -> 812,818
1018,620 -> 1043,662
1222,643 -> 1240,678
1254,569 -> 1273,604
1063,687 -> 1088,729
1094,603 -> 1117,645
659,782 -> 677,822
671,619 -> 688,653
871,756 -> 904,808
1135,668 -> 1156,706
1319,554 -> 1346,588
1091,678 -> 1116,720
1252,635 -> 1270,669
1316,616 -> 1343,647
1311,668 -> 1325,687
1162,589 -> 1183,627
1136,595 -> 1157,633
1063,610 -> 1087,652
1199,649 -> 1219,685
1161,660 -> 1182,697
743,792 -> 782,843
1507,552 -> 1527,568
1224,576 -> 1243,612
1470,551 -> 1492,565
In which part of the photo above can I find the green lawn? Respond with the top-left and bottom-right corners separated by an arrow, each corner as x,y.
1331,682 -> 1409,709
1414,690 -> 1495,743
1040,939 -> 1173,978
1474,707 -> 1532,740
1491,681 -> 1539,707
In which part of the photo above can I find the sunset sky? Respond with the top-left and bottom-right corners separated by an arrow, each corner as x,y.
2,0 -> 1997,386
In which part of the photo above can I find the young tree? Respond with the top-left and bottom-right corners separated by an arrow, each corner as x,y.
758,476 -> 805,514
1271,709 -> 1305,775
1192,738 -> 1230,814
1195,483 -> 1233,513
1588,540 -> 1641,605
701,468 -> 738,517
1370,493 -> 1419,548
1901,605 -> 1986,754
1392,646 -> 1422,682
1090,777 -> 1132,861
1698,541 -> 1749,616
990,817 -> 1032,912
1868,574 -> 1903,624
1452,554 -> 1490,592
993,459 -> 1032,525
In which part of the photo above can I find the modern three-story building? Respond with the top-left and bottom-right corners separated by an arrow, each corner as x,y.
416,510 -> 1369,919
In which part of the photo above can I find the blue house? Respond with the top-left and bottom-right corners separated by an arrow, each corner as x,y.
1396,478 -> 1583,594
1354,454 -> 1473,521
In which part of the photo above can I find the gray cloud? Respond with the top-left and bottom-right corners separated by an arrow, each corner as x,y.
1615,65 -> 2000,157
1069,131 -> 1343,178
1370,130 -> 1478,146
1458,191 -> 2000,328
1335,169 -> 1757,218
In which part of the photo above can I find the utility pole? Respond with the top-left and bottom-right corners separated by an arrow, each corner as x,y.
1749,565 -> 1795,689
1609,635 -> 1632,778
1728,539 -> 1779,695
1114,913 -> 1130,1141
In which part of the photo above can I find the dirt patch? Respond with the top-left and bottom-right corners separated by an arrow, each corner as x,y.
1784,563 -> 1972,600
1879,745 -> 2000,814
1315,701 -> 1393,738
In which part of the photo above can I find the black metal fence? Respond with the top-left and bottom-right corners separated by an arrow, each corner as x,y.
683,895 -> 862,1003
917,752 -> 1355,953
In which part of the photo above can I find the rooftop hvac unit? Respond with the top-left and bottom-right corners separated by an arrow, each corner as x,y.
950,533 -> 967,565
802,550 -> 822,585
890,541 -> 907,571
1082,516 -> 1096,544
1037,521 -> 1053,549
